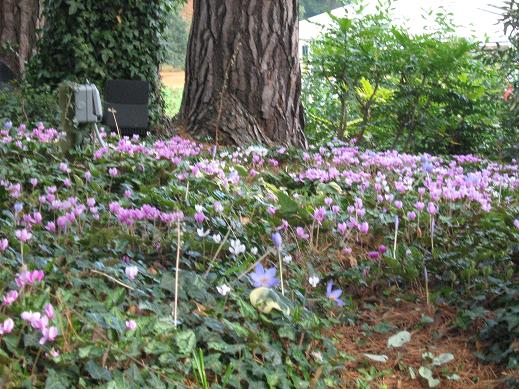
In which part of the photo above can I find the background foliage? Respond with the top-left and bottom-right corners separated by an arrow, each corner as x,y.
302,3 -> 519,158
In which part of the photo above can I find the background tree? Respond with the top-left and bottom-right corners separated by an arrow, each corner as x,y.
299,0 -> 345,19
0,0 -> 41,76
180,0 -> 306,147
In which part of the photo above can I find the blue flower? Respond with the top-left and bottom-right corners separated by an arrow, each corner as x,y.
249,264 -> 279,288
271,232 -> 282,249
326,281 -> 345,307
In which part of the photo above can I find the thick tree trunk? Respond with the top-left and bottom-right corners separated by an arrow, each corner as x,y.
180,0 -> 307,147
0,0 -> 41,76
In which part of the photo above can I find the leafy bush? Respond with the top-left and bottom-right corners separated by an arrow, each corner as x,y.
303,3 -> 518,157
0,82 -> 59,128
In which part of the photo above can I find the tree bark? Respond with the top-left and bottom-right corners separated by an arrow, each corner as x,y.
0,0 -> 41,76
180,0 -> 307,147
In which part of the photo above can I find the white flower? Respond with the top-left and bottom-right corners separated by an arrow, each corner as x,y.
229,239 -> 246,256
195,205 -> 204,213
283,255 -> 293,264
125,266 -> 139,280
311,351 -> 323,363
216,284 -> 231,296
197,228 -> 210,238
308,275 -> 320,287
212,234 -> 222,244
251,247 -> 258,255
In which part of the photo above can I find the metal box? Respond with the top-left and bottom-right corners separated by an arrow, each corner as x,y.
74,84 -> 103,123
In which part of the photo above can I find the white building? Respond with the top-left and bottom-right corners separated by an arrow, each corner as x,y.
299,0 -> 510,58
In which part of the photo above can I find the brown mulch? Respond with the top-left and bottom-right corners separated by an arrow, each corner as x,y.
329,298 -> 519,388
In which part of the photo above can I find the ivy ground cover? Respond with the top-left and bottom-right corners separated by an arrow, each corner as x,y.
0,122 -> 518,388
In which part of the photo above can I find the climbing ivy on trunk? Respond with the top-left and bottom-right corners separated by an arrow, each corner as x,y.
28,0 -> 184,126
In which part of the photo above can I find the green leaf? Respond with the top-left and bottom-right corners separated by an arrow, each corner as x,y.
175,330 -> 196,355
432,353 -> 454,366
418,366 -> 441,388
249,287 -> 292,315
45,369 -> 71,389
387,330 -> 411,348
363,353 -> 388,363
85,360 -> 112,381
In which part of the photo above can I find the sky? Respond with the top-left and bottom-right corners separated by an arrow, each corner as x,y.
300,0 -> 509,46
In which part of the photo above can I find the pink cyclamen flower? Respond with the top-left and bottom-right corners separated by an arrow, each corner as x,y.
296,226 -> 309,240
2,290 -> 18,306
427,202 -> 437,215
394,200 -> 403,209
0,238 -> 8,251
514,219 -> 519,230
358,221 -> 369,234
86,198 -> 96,207
108,167 -> 119,177
194,212 -> 206,223
125,320 -> 137,330
39,326 -> 58,345
0,318 -> 14,334
368,251 -> 380,260
407,211 -> 417,221
30,178 -> 38,187
84,171 -> 92,181
125,266 -> 138,280
44,304 -> 55,320
15,229 -> 32,243
313,207 -> 326,225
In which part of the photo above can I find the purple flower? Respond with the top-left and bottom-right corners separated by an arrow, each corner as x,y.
84,171 -> 92,182
39,326 -> 58,345
407,211 -> 417,221
271,232 -> 282,249
513,219 -> 519,230
213,201 -> 224,213
2,290 -> 18,306
1,318 -> 14,334
313,207 -> 326,225
296,226 -> 309,240
14,202 -> 23,213
44,304 -> 55,320
368,251 -> 380,260
427,202 -> 437,215
249,264 -> 279,288
337,222 -> 347,235
30,178 -> 38,187
4,120 -> 13,130
378,245 -> 387,254
358,221 -> 369,234
194,212 -> 206,223
125,266 -> 138,280
0,238 -> 8,251
326,281 -> 345,307
15,229 -> 32,243
125,320 -> 137,330
108,167 -> 118,177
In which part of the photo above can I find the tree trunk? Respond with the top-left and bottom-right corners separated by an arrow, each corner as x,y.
0,0 -> 41,76
180,0 -> 307,147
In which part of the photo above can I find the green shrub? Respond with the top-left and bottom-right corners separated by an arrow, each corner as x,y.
302,2 -> 519,157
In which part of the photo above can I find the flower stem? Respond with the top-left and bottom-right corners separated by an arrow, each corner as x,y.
278,249 -> 285,296
173,220 -> 181,327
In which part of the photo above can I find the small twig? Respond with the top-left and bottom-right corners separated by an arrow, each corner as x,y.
204,230 -> 231,277
90,269 -> 134,290
237,250 -> 271,281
